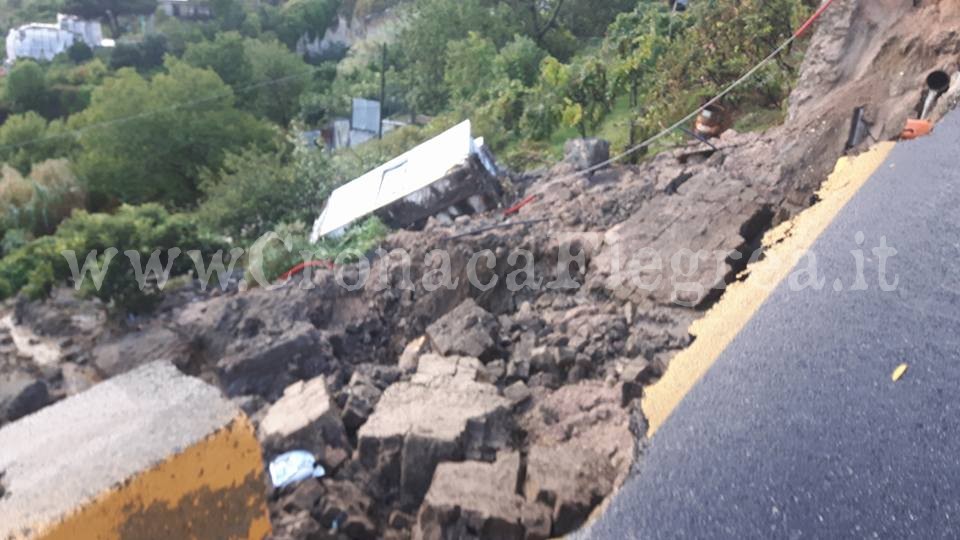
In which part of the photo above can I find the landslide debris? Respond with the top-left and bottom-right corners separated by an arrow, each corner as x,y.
2,2 -> 960,538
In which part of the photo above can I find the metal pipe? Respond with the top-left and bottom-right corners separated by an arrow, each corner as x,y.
921,70 -> 950,120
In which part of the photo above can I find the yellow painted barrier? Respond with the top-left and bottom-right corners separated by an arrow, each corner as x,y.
0,362 -> 271,540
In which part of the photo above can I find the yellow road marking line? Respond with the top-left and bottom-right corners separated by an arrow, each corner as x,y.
642,142 -> 897,437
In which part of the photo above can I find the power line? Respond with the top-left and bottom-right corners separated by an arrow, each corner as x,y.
549,0 -> 837,185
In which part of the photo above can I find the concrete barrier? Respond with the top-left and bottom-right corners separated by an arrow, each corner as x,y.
0,361 -> 271,539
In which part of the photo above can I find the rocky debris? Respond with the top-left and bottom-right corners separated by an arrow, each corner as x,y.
91,327 -> 189,377
258,376 -> 352,470
521,382 -> 635,536
217,322 -> 334,400
426,299 -> 499,361
415,452 -> 550,540
12,290 -> 106,364
315,480 -> 378,540
357,354 -> 511,508
564,138 -> 611,171
59,362 -> 100,397
398,336 -> 427,374
0,370 -> 50,424
619,357 -> 656,406
337,365 -> 399,436
4,5 -> 953,537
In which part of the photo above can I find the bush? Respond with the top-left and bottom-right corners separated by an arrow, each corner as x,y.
4,60 -> 55,118
245,217 -> 387,284
67,41 -> 94,64
198,140 -> 330,242
0,204 -> 227,312
0,160 -> 86,240
0,113 -> 76,174
70,60 -> 274,208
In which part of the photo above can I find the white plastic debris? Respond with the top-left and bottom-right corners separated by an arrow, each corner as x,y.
268,450 -> 326,489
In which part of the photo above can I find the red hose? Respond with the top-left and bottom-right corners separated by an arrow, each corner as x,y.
503,194 -> 538,217
279,259 -> 334,282
793,0 -> 837,38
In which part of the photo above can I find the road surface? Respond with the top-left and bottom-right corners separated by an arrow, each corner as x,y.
582,110 -> 960,538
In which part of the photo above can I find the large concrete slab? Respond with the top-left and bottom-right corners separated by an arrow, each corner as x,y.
0,361 -> 270,539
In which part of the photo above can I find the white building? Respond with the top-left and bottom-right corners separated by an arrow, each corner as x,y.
5,14 -> 104,64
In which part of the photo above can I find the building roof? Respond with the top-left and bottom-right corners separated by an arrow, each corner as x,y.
310,120 -> 487,240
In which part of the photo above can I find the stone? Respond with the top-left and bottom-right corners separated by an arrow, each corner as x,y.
91,327 -> 189,377
217,322 -> 331,399
524,444 -> 615,535
389,510 -> 415,531
278,479 -> 325,514
564,138 -> 611,171
341,379 -> 382,432
358,354 -> 511,508
426,299 -> 498,360
503,381 -> 532,407
315,480 -> 377,540
258,376 -> 351,470
620,357 -> 654,406
399,336 -> 427,374
60,362 -> 100,397
0,371 -> 50,424
415,452 -> 551,540
521,382 -> 635,536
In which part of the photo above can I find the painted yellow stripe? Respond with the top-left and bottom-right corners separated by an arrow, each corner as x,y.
36,415 -> 271,540
642,142 -> 897,437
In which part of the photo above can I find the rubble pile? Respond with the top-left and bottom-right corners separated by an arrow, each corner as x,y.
3,2 -> 960,537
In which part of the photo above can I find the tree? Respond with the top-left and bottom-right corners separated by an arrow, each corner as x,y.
210,0 -> 248,31
199,140 -> 330,241
444,32 -> 497,103
0,113 -> 75,175
183,32 -> 254,89
108,35 -> 168,72
242,38 -> 311,126
271,0 -> 339,48
62,0 -> 158,35
4,61 -> 53,117
637,0 -> 809,137
398,0 -> 519,114
140,34 -> 169,70
520,56 -> 568,139
562,57 -> 611,137
69,60 -> 275,208
67,41 -> 94,64
494,35 -> 547,87
108,43 -> 143,70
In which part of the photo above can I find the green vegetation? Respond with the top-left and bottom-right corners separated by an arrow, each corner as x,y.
0,0 -> 814,312
0,204 -> 225,311
248,217 -> 387,283
69,59 -> 273,208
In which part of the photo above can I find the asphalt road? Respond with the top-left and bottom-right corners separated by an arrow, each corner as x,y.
581,110 -> 960,539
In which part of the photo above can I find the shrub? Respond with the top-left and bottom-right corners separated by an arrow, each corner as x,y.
198,140 -> 330,242
0,160 -> 85,240
246,217 -> 386,284
67,41 -> 94,64
0,204 -> 227,312
0,113 -> 76,175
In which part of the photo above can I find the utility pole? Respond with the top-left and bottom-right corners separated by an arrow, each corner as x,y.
379,43 -> 387,139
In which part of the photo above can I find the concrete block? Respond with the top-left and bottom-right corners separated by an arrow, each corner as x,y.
0,361 -> 270,539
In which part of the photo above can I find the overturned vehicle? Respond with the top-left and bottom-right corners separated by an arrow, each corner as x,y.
310,120 -> 503,242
